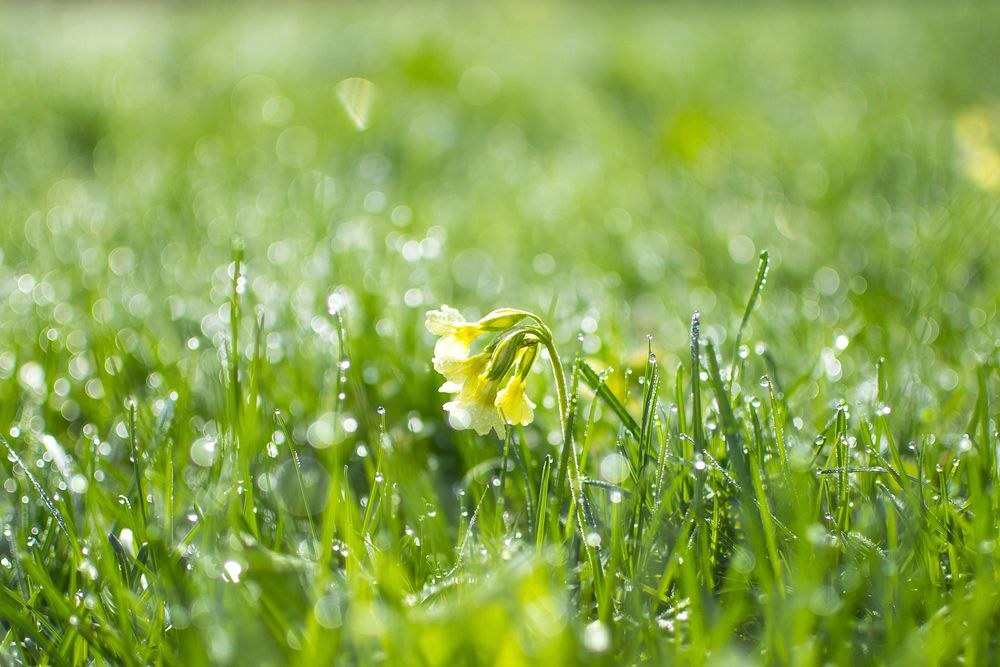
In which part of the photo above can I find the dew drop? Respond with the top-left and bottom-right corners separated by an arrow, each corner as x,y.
222,560 -> 243,584
583,621 -> 611,653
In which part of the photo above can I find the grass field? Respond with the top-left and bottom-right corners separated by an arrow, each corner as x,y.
1,2 -> 999,665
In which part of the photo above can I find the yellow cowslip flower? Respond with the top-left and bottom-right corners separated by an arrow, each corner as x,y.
495,343 -> 537,427
428,305 -> 540,438
433,352 -> 490,393
425,306 -> 530,359
443,374 -> 506,437
437,337 -> 523,436
495,375 -> 535,426
425,305 -> 483,359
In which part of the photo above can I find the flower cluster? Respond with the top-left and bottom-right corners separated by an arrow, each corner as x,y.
425,305 -> 542,437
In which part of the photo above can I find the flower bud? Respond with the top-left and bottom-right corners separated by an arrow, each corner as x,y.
477,308 -> 529,332
485,331 -> 526,380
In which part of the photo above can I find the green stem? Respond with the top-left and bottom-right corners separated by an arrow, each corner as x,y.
537,327 -> 604,590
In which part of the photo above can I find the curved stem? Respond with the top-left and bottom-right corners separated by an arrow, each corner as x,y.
538,331 -> 604,590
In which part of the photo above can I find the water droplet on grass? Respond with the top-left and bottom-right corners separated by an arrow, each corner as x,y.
190,437 -> 217,467
314,593 -> 343,629
222,560 -> 242,583
583,621 -> 611,653
599,453 -> 628,483
69,475 -> 88,494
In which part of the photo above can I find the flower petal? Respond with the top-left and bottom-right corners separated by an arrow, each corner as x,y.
434,335 -> 471,360
434,353 -> 489,385
443,374 -> 505,438
496,376 -> 535,426
425,305 -> 466,335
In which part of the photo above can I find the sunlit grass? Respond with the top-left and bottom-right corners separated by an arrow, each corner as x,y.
1,2 -> 999,665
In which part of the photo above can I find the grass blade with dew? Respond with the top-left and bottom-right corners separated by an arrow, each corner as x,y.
579,361 -> 641,439
1,434 -> 71,541
731,250 -> 770,377
630,343 -> 660,571
274,410 -> 320,550
126,399 -> 149,541
536,454 -> 552,549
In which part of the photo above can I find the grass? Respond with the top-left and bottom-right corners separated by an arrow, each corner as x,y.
1,1 -> 999,665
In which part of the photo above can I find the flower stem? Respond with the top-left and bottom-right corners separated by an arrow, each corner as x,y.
536,324 -> 605,590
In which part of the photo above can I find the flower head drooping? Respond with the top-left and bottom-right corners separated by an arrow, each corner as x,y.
425,304 -> 600,579
427,305 -> 539,438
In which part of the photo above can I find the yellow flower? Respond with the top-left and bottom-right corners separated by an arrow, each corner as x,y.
433,352 -> 490,393
443,374 -> 505,437
426,306 -> 530,359
427,305 -> 538,438
425,305 -> 483,359
495,375 -> 535,426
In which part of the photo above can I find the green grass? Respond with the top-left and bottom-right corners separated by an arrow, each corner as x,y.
1,2 -> 999,665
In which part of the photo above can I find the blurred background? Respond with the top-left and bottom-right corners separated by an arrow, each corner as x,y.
0,1 -> 998,452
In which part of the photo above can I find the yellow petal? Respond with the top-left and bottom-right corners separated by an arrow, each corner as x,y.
444,376 -> 505,437
425,305 -> 466,335
495,376 -> 535,426
434,334 -> 471,360
434,353 -> 489,386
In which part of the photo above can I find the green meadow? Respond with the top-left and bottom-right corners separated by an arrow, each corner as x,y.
0,2 -> 999,664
